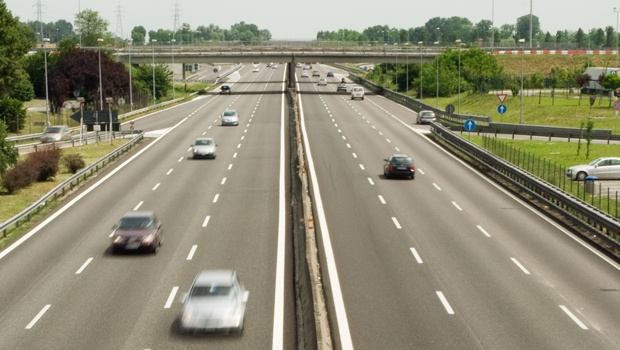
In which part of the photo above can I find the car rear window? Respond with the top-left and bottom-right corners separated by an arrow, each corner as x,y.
223,111 -> 236,116
195,139 -> 213,146
191,285 -> 234,297
118,217 -> 153,229
45,127 -> 62,133
391,157 -> 412,165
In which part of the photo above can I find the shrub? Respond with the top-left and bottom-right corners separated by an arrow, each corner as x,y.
62,154 -> 86,174
2,160 -> 38,194
27,145 -> 62,181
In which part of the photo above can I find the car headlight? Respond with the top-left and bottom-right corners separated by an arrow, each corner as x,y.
142,234 -> 156,243
113,236 -> 124,244
193,149 -> 198,153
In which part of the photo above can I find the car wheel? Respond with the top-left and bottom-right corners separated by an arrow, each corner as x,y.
386,172 -> 391,179
576,171 -> 587,181
153,241 -> 161,254
411,173 -> 415,180
362,97 -> 364,100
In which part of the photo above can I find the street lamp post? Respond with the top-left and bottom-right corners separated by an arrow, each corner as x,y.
418,41 -> 423,99
588,29 -> 592,68
77,97 -> 85,145
615,8 -> 620,68
106,97 -> 113,145
97,38 -> 103,111
172,39 -> 176,99
43,38 -> 50,126
434,40 -> 439,108
529,0 -> 533,48
456,39 -> 462,113
519,38 -> 526,124
128,39 -> 133,111
152,39 -> 157,106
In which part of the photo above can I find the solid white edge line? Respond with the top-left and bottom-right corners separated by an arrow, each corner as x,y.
476,225 -> 491,237
392,217 -> 402,229
559,305 -> 588,329
202,215 -> 210,228
25,304 -> 51,329
75,257 -> 93,274
0,117 -> 189,261
378,195 -> 386,204
510,257 -> 531,274
164,287 -> 179,309
410,248 -> 423,263
133,201 -> 144,211
452,201 -> 463,211
297,74 -> 354,350
432,183 -> 441,191
187,245 -> 197,260
272,63 -> 287,350
376,104 -> 620,272
436,291 -> 455,314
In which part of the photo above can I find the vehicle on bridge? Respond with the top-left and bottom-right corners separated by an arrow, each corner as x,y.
351,87 -> 365,100
221,110 -> 239,126
384,154 -> 415,179
111,211 -> 163,254
220,85 -> 231,94
191,137 -> 217,159
179,270 -> 249,334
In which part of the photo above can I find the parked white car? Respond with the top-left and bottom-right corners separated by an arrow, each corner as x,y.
566,157 -> 620,181
351,87 -> 365,100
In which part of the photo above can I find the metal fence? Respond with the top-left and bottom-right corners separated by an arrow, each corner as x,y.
0,132 -> 145,238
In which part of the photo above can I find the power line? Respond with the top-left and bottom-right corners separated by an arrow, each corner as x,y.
173,1 -> 181,43
33,0 -> 45,45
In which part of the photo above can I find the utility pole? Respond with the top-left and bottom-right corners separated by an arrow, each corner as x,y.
519,38 -> 525,124
115,2 -> 123,39
173,1 -> 181,44
78,0 -> 81,47
529,0 -> 533,48
152,39 -> 157,106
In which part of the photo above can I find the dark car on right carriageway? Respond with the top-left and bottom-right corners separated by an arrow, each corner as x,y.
383,154 -> 415,179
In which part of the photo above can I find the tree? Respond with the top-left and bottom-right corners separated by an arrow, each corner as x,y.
576,28 -> 585,47
499,24 -> 514,39
516,14 -> 541,42
74,9 -> 109,46
606,26 -> 615,48
21,51 -> 59,98
131,25 -> 146,44
602,74 -> 620,90
0,120 -> 18,177
556,31 -> 563,44
544,32 -> 552,43
595,28 -> 605,46
133,63 -> 172,99
412,57 -> 458,98
0,96 -> 26,133
475,20 -> 492,42
460,47 -> 502,93
10,70 -> 34,101
0,2 -> 37,96
399,29 -> 408,43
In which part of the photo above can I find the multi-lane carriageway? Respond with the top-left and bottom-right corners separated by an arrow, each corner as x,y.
1,63 -> 620,350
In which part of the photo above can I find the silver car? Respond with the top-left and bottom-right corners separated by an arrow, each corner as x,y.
318,78 -> 327,86
41,125 -> 72,143
416,111 -> 436,124
192,137 -> 217,159
566,157 -> 620,181
179,270 -> 249,334
221,110 -> 239,126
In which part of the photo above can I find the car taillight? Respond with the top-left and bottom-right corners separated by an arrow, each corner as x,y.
410,165 -> 415,171
388,164 -> 393,171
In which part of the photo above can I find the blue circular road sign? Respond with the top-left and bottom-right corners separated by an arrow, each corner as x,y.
497,105 -> 507,114
464,119 -> 476,131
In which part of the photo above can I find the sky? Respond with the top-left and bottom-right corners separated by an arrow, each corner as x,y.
5,0 -> 620,40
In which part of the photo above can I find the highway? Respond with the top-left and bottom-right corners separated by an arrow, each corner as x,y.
298,64 -> 620,349
3,59 -> 620,350
0,64 -> 295,349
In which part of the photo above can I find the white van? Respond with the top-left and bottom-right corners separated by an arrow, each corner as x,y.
351,87 -> 365,100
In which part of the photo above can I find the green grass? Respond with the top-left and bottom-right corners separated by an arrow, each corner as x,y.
419,93 -> 620,130
0,139 -> 131,243
495,54 -> 618,75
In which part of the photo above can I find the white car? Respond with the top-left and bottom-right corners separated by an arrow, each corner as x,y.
318,78 -> 327,86
272,64 -> 278,69
351,87 -> 365,100
301,71 -> 309,78
252,67 -> 259,72
303,65 -> 310,70
566,157 -> 620,181
296,63 -> 302,68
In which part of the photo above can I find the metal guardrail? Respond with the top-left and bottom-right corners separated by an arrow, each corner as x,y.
214,64 -> 243,83
430,122 -> 620,256
0,132 -> 145,238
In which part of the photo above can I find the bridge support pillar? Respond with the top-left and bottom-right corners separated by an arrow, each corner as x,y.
287,62 -> 295,90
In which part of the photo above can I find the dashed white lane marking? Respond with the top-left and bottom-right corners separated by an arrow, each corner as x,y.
342,136 -> 346,140
187,245 -> 197,260
511,258 -> 531,274
244,129 -> 248,133
247,123 -> 250,127
346,143 -> 351,148
166,168 -> 173,175
368,178 -> 374,185
337,129 -> 342,133
386,139 -> 391,143
164,287 -> 178,309
178,157 -> 183,162
25,305 -> 51,329
237,144 -> 241,148
75,257 -> 93,274
359,164 -> 365,170
392,217 -> 402,229
559,305 -> 588,329
213,194 -> 219,203
378,195 -> 386,204
228,164 -> 233,170
432,183 -> 442,191
352,153 -> 357,158
372,125 -> 376,129
187,147 -> 192,152
418,169 -> 425,175
379,132 -> 383,135
452,201 -> 463,211
152,183 -> 160,191
202,215 -> 210,228
202,132 -> 206,135
436,292 -> 455,314
233,153 -> 238,158
395,147 -> 400,151
410,248 -> 423,263
208,126 -> 212,129
133,201 -> 144,211
221,177 -> 227,185
477,225 -> 491,237
241,136 -> 245,140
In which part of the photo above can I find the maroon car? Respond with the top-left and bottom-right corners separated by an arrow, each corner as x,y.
111,211 -> 163,254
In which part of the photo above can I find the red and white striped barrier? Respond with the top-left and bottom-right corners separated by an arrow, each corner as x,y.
494,50 -> 618,55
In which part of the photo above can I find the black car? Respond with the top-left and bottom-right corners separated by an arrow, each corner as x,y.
384,154 -> 415,179
220,85 -> 231,94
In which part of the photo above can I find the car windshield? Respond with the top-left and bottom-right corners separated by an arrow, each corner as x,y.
223,111 -> 237,117
195,139 -> 213,146
44,127 -> 62,133
588,158 -> 604,166
391,157 -> 412,165
221,86 -> 229,89
354,88 -> 362,91
118,217 -> 153,229
190,285 -> 234,297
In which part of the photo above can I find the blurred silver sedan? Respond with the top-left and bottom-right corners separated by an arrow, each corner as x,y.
566,157 -> 620,181
221,110 -> 239,126
179,270 -> 249,334
41,125 -> 72,143
192,137 -> 217,159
